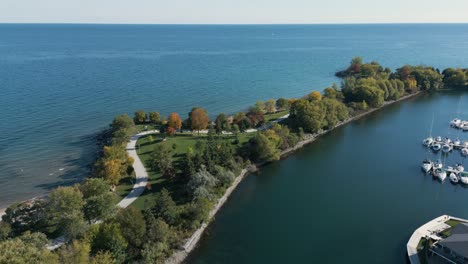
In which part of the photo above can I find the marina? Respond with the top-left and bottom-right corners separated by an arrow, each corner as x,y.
422,136 -> 468,156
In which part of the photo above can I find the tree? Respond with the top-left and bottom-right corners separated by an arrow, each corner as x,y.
0,232 -> 58,264
141,243 -> 168,264
45,186 -> 86,238
187,166 -> 218,201
81,178 -> 110,198
2,200 -> 47,236
133,110 -> 146,124
276,98 -> 289,110
83,192 -> 118,223
189,107 -> 209,132
0,222 -> 10,241
354,84 -> 385,107
167,112 -> 182,130
307,91 -> 322,101
254,101 -> 265,113
110,115 -> 135,144
215,113 -> 228,133
148,112 -> 161,124
91,251 -> 115,264
165,127 -> 176,137
249,132 -> 280,162
57,239 -> 91,264
116,207 -> 146,250
95,146 -> 130,188
151,189 -> 178,226
290,99 -> 326,133
144,213 -> 170,244
91,223 -> 128,264
265,99 -> 276,113
149,143 -> 173,174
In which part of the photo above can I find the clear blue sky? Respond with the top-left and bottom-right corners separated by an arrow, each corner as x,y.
1,0 -> 467,24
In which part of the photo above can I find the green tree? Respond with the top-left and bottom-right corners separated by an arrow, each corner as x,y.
249,132 -> 281,162
2,200 -> 47,236
276,98 -> 289,110
0,232 -> 58,264
91,223 -> 128,264
149,143 -> 173,174
133,110 -> 146,124
265,99 -> 276,113
91,251 -> 115,264
148,112 -> 161,124
141,242 -> 168,264
151,189 -> 179,226
56,239 -> 91,264
215,113 -> 228,133
83,192 -> 118,223
188,166 -> 218,201
116,207 -> 146,250
290,99 -> 326,133
45,186 -> 86,238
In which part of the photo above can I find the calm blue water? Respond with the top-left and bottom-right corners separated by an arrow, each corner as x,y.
1,24 -> 468,208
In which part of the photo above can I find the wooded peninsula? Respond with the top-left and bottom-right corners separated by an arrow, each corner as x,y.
1,58 -> 467,263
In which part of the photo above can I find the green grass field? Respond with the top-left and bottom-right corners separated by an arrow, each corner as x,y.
127,132 -> 255,209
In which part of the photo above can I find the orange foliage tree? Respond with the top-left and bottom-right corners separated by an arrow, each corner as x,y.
168,112 -> 182,129
190,107 -> 209,132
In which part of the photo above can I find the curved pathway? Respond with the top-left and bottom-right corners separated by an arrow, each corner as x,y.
47,130 -> 156,250
117,130 -> 157,208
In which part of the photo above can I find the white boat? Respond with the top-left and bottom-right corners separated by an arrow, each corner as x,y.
421,159 -> 433,173
434,159 -> 443,169
463,141 -> 468,148
432,143 -> 442,151
442,144 -> 452,153
460,172 -> 468,184
451,118 -> 462,127
444,137 -> 452,144
463,125 -> 468,132
436,136 -> 442,142
462,148 -> 468,156
422,137 -> 434,146
450,172 -> 459,183
454,139 -> 462,147
435,168 -> 447,181
457,164 -> 465,172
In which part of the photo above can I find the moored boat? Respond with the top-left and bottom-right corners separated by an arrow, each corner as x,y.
432,143 -> 442,151
462,148 -> 468,156
450,172 -> 459,183
436,136 -> 442,142
434,159 -> 443,169
422,137 -> 434,146
442,144 -> 452,153
460,172 -> 468,184
435,168 -> 447,181
451,118 -> 462,127
421,159 -> 433,173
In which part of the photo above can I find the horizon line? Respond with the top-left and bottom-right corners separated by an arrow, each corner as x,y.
1,22 -> 468,26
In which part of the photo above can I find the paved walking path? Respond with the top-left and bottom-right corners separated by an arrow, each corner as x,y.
117,130 -> 157,208
47,130 -> 156,250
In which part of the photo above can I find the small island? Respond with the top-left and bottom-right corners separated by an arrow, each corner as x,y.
1,58 -> 467,263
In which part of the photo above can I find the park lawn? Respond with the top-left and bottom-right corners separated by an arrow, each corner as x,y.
128,132 -> 255,210
264,110 -> 289,122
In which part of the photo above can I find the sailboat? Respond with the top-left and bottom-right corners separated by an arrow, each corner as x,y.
423,115 -> 435,146
421,159 -> 433,173
460,172 -> 468,184
435,168 -> 447,181
450,172 -> 459,183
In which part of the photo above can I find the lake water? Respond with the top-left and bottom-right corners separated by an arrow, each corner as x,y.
0,24 -> 468,214
189,92 -> 468,263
